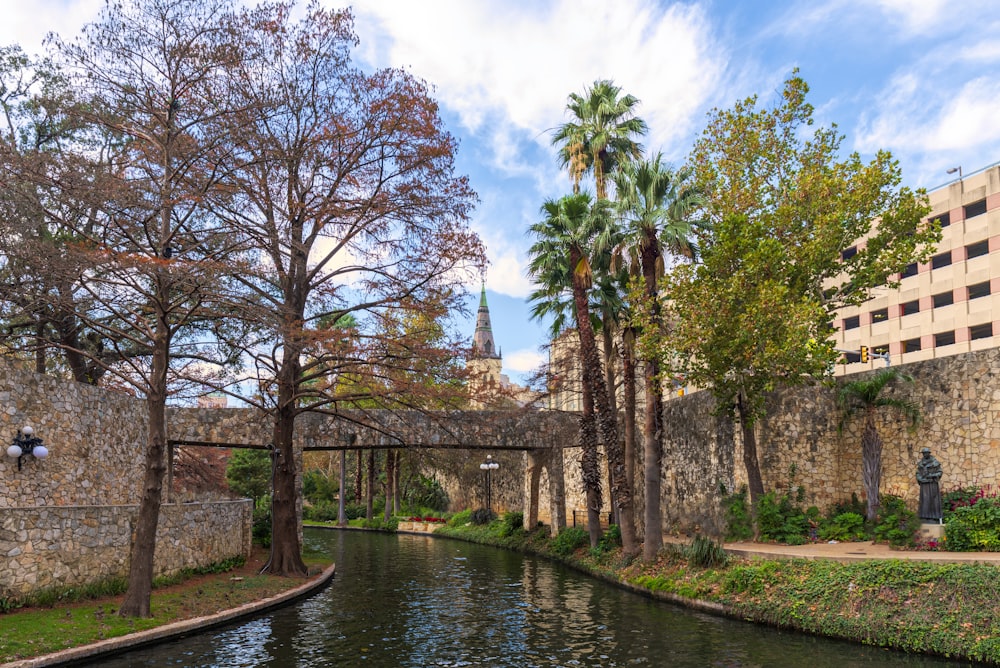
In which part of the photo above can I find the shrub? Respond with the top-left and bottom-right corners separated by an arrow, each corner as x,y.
720,484 -> 753,541
343,503 -> 366,520
361,516 -> 398,531
471,508 -> 495,525
873,494 -> 920,547
499,511 -> 524,537
550,526 -> 589,556
827,493 -> 867,520
448,508 -> 473,526
943,485 -> 995,514
819,512 -> 866,542
756,490 -> 808,544
303,501 -> 339,523
946,497 -> 1000,551
252,495 -> 271,547
590,524 -> 622,556
686,534 -> 728,568
405,474 -> 450,512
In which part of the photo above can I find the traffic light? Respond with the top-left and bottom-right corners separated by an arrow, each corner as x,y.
859,345 -> 869,363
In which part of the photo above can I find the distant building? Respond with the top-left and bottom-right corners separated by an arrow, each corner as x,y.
197,392 -> 228,409
835,163 -> 1000,373
467,284 -> 538,408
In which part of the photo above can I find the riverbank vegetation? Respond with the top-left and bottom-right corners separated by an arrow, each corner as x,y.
0,547 -> 332,664
437,513 -> 1000,665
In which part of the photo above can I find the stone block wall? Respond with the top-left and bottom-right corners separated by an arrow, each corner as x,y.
550,348 -> 1000,538
0,363 -> 146,508
1,499 -> 252,598
0,358 -> 252,599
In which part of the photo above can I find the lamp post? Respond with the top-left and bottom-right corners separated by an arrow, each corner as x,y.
7,426 -> 49,471
479,454 -> 499,514
947,166 -> 963,193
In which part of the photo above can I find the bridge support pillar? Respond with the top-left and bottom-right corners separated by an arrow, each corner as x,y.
525,447 -> 566,535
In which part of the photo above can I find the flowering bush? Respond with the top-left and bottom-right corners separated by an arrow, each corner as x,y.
945,497 -> 1000,551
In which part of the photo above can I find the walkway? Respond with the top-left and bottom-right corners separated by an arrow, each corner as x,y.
702,538 -> 1000,564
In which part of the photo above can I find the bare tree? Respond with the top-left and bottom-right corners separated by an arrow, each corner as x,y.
47,0 -> 241,617
215,4 -> 483,575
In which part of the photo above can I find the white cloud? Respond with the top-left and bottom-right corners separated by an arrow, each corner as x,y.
0,0 -> 102,56
504,347 -> 545,374
350,0 -> 725,162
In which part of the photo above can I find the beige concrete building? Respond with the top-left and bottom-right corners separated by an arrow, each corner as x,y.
835,163 -> 1000,374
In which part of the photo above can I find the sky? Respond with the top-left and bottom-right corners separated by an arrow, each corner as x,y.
3,0 -> 1000,386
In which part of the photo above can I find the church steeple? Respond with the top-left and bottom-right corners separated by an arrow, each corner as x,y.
472,284 -> 500,359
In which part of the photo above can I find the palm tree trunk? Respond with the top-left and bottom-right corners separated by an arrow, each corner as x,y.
622,329 -> 637,514
862,413 -> 883,521
640,241 -> 664,560
571,263 -> 604,547
602,320 -> 619,526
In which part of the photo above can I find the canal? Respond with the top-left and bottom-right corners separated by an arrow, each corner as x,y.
91,528 -> 972,667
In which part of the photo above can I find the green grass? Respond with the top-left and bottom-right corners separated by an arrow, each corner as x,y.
0,551 -> 331,664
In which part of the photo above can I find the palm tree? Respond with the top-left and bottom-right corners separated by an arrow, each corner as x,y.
612,154 -> 703,560
527,193 -> 637,553
552,80 -> 648,199
837,367 -> 921,522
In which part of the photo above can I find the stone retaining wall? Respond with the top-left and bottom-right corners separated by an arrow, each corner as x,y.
551,349 -> 1000,538
1,499 -> 252,599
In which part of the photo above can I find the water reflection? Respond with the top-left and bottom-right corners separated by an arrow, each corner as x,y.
90,529 -> 974,667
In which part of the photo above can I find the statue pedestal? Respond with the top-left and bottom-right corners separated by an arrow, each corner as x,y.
919,522 -> 944,541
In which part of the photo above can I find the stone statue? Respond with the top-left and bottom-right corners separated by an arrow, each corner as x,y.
916,447 -> 943,522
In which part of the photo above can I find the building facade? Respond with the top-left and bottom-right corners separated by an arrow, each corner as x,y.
835,163 -> 1000,373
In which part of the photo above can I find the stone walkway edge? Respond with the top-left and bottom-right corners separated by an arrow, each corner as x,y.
1,564 -> 337,668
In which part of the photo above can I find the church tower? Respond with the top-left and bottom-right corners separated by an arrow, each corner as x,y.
468,284 -> 503,407
472,284 -> 501,360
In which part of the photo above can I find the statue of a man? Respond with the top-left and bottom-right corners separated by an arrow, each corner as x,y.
916,447 -> 943,522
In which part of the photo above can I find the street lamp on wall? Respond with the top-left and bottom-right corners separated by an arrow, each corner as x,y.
479,454 -> 499,514
6,426 -> 49,471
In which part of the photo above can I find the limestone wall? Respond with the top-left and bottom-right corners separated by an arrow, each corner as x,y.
0,363 -> 146,508
0,359 -> 252,600
1,499 -> 252,598
552,348 -> 1000,537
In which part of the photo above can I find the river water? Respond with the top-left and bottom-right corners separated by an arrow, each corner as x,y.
90,528 -> 973,667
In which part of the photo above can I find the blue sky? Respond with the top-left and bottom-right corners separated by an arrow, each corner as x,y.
5,0 -> 1000,385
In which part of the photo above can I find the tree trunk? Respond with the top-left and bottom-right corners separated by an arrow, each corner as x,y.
862,412 -> 883,521
602,319 -> 619,526
569,251 -> 603,547
264,345 -> 307,577
119,317 -> 169,617
384,449 -> 395,521
640,241 -> 664,561
34,319 -> 46,375
393,451 -> 401,514
737,392 -> 765,505
354,451 -> 363,504
622,330 -> 637,528
338,449 -> 347,526
366,449 -> 375,520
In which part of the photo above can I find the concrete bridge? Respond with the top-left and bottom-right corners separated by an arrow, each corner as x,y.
166,406 -> 577,530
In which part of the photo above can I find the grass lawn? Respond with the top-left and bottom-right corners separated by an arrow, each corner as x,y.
0,546 -> 331,664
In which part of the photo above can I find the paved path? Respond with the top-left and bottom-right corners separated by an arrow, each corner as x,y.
684,537 -> 1000,564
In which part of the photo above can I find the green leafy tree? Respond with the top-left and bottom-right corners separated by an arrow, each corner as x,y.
664,73 -> 937,505
613,154 -> 703,559
226,448 -> 272,503
837,367 -> 921,521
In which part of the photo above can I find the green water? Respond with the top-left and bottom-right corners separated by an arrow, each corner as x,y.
91,528 -> 976,667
